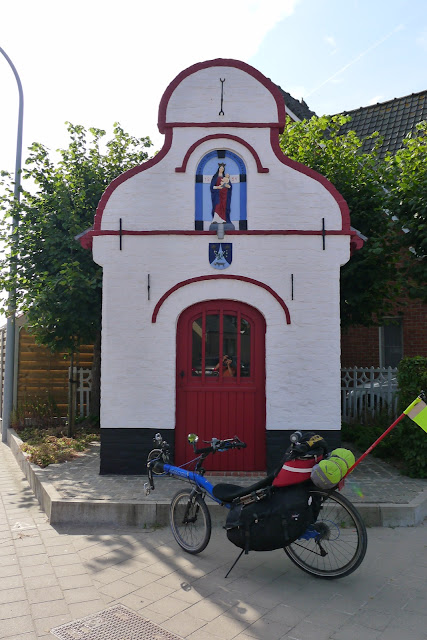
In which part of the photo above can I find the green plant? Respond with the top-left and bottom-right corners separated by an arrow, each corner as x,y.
0,123 -> 153,420
396,357 -> 427,478
19,427 -> 100,467
11,396 -> 62,430
342,409 -> 404,461
342,358 -> 427,477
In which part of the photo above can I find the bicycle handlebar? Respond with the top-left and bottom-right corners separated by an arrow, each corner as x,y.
194,436 -> 246,455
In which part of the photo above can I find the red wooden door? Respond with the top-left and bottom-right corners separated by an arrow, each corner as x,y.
175,300 -> 266,471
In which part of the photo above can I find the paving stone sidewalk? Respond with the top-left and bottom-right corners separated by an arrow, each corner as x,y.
1,440 -> 427,640
6,428 -> 427,527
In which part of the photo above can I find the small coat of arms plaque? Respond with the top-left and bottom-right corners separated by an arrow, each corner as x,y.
209,243 -> 232,269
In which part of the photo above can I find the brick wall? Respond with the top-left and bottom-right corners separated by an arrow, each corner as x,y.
402,299 -> 427,356
341,325 -> 380,367
341,298 -> 427,367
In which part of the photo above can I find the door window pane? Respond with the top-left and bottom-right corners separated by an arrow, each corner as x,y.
191,312 -> 253,379
191,318 -> 203,376
222,314 -> 237,377
205,314 -> 220,376
240,318 -> 251,377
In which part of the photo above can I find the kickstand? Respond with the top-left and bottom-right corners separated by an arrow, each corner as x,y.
225,549 -> 245,579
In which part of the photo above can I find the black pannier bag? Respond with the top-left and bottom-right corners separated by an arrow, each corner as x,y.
225,484 -> 321,552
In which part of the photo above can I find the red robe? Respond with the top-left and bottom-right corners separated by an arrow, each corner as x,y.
213,178 -> 229,221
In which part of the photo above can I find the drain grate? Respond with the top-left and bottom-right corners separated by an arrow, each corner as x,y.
50,604 -> 184,640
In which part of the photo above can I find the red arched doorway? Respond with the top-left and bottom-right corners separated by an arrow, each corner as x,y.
175,300 -> 266,471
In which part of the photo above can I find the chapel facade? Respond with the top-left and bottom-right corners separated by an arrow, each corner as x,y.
81,59 -> 362,474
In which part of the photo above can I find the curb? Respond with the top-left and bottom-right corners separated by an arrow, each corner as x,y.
7,430 -> 427,528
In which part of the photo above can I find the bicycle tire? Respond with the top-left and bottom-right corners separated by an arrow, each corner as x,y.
170,489 -> 211,554
147,449 -> 168,475
284,489 -> 367,579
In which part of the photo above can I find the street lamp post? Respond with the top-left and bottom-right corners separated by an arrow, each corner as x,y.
0,47 -> 23,443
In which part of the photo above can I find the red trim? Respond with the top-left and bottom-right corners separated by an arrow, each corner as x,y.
350,233 -> 365,254
270,129 -> 351,233
79,228 -> 353,250
158,59 -> 286,134
166,122 -> 282,129
92,130 -> 173,232
175,134 -> 269,173
152,275 -> 291,325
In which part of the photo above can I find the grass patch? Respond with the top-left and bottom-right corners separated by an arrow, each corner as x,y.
17,425 -> 100,468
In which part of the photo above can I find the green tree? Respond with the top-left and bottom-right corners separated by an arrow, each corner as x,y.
386,122 -> 427,302
0,123 -> 152,423
280,115 -> 402,328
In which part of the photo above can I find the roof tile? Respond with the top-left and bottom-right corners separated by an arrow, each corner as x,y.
337,90 -> 427,157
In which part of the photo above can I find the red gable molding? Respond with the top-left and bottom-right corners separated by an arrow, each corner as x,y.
175,134 -> 269,173
92,130 -> 173,232
152,275 -> 291,325
350,232 -> 365,254
79,228 -> 355,251
158,58 -> 287,134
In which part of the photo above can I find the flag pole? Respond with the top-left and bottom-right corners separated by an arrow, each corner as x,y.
345,412 -> 405,476
345,391 -> 426,477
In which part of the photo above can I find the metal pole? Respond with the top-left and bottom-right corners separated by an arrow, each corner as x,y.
1,47 -> 23,442
345,412 -> 406,476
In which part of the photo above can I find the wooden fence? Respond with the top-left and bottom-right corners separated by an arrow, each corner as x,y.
0,323 -> 93,420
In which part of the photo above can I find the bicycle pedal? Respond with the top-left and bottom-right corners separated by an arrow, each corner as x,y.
143,483 -> 151,496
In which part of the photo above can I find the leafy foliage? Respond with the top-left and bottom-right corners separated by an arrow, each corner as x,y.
11,395 -> 62,430
18,426 -> 100,468
386,122 -> 427,301
0,123 -> 152,354
343,357 -> 427,477
395,357 -> 427,478
397,356 -> 427,404
280,115 -> 402,328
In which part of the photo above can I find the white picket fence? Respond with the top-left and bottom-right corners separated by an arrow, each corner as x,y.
341,366 -> 398,422
73,366 -> 399,422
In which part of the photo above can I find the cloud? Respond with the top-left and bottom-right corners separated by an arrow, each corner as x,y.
286,85 -> 309,103
324,35 -> 338,55
307,23 -> 405,97
416,27 -> 427,51
161,0 -> 301,60
368,95 -> 384,105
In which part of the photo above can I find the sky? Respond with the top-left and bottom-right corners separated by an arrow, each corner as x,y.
1,0 -> 426,177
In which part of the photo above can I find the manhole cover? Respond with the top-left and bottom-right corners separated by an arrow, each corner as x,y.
50,604 -> 183,640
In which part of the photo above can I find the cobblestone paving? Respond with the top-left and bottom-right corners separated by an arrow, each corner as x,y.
1,441 -> 427,640
34,442 -> 427,506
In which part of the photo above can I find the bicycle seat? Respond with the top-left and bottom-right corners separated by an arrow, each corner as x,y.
212,474 -> 275,503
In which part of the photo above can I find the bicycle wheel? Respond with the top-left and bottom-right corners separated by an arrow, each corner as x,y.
284,490 -> 367,579
170,489 -> 211,554
147,449 -> 168,475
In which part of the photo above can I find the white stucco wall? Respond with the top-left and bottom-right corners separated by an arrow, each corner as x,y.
165,66 -> 279,125
93,234 -> 348,433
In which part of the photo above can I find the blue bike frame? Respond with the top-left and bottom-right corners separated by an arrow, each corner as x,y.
161,463 -> 320,540
162,463 -> 232,509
